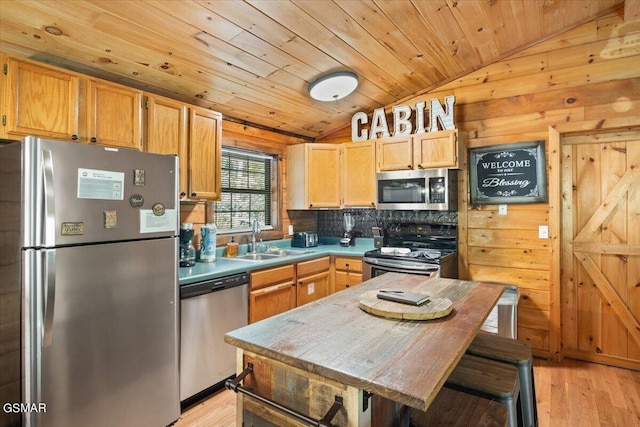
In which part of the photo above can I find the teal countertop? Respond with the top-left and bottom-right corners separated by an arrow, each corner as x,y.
179,238 -> 375,285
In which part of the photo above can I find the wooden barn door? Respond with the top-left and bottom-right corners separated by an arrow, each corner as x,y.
561,130 -> 640,369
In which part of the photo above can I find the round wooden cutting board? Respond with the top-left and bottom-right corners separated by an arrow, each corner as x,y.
358,290 -> 454,320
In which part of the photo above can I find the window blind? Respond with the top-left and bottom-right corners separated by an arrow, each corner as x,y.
214,147 -> 274,231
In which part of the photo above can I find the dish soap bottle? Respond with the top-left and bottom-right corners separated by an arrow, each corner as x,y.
226,236 -> 239,258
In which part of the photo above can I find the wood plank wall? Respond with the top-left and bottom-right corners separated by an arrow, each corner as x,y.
319,8 -> 640,360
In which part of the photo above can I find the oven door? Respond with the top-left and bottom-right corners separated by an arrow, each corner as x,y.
363,257 -> 440,281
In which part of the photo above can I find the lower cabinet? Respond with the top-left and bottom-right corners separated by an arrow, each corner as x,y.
248,255 -> 361,323
334,256 -> 363,292
296,256 -> 331,306
249,264 -> 296,324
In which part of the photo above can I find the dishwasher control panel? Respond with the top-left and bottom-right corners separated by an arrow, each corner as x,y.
180,272 -> 249,299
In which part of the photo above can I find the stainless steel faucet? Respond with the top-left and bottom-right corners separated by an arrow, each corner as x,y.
250,219 -> 261,253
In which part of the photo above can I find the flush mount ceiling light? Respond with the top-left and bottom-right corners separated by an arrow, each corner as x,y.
308,71 -> 358,102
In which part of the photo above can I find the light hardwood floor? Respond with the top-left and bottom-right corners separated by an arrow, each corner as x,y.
175,358 -> 640,426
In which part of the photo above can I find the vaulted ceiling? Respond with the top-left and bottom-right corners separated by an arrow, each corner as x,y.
0,0 -> 632,140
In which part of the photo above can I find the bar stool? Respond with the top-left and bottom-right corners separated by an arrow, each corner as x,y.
467,332 -> 538,427
445,354 -> 521,427
409,387 -> 508,427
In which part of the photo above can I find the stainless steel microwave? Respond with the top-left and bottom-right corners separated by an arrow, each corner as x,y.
376,169 -> 458,211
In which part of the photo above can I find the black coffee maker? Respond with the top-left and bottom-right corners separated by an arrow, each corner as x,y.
340,213 -> 356,247
179,223 -> 196,267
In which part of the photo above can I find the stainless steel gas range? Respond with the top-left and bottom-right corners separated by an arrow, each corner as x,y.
363,222 -> 458,280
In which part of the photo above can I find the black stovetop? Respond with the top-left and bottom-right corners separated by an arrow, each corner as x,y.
364,222 -> 457,264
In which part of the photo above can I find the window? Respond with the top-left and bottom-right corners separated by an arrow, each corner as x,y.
214,147 -> 277,233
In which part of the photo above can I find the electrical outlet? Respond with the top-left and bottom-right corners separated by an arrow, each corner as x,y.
539,225 -> 549,239
498,204 -> 507,215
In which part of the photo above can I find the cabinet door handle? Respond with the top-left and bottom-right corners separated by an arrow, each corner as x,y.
180,192 -> 186,197
191,192 -> 197,197
71,134 -> 78,140
407,164 -> 412,169
90,137 -> 97,143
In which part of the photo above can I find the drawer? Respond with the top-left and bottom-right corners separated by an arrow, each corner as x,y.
335,271 -> 363,292
296,256 -> 330,277
250,264 -> 295,290
334,257 -> 362,273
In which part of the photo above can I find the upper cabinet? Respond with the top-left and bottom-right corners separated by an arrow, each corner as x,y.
377,129 -> 461,171
1,55 -> 143,148
84,79 -> 143,149
413,129 -> 460,169
188,107 -> 222,200
376,134 -> 414,171
146,97 -> 222,201
145,94 -> 188,198
287,141 -> 376,209
1,56 -> 80,140
2,53 -> 222,201
342,140 -> 376,208
287,143 -> 341,209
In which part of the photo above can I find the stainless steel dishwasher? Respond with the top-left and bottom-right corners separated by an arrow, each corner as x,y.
179,272 -> 249,403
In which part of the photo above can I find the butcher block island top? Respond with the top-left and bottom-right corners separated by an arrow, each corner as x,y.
225,273 -> 505,424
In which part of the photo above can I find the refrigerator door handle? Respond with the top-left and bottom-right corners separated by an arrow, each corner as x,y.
42,149 -> 56,247
43,249 -> 56,347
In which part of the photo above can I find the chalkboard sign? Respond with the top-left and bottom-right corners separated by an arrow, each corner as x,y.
469,140 -> 547,204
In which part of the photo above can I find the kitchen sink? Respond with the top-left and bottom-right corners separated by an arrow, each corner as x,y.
268,249 -> 311,256
230,253 -> 281,261
228,248 -> 311,262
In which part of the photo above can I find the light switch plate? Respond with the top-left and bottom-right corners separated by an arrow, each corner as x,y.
539,225 -> 549,239
288,224 -> 294,235
498,204 -> 507,215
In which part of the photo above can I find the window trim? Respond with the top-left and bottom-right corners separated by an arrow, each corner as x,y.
214,146 -> 279,235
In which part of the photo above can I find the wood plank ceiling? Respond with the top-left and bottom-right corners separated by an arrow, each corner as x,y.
0,0 -> 627,140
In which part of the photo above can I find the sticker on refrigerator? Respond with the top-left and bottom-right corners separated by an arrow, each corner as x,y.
140,209 -> 177,233
104,210 -> 118,229
61,222 -> 85,236
77,168 -> 125,200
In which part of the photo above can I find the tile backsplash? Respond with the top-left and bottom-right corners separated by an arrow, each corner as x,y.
315,209 -> 457,238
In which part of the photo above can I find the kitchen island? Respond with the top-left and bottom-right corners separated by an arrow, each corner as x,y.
224,273 -> 505,426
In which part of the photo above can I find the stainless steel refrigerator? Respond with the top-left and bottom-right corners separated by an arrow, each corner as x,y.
0,137 -> 180,427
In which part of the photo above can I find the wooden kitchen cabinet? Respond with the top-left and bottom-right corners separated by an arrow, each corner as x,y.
2,53 -> 222,200
1,56 -> 80,140
377,129 -> 461,171
377,134 -> 414,171
145,94 -> 188,198
1,55 -> 143,149
333,256 -> 363,292
413,129 -> 460,169
296,256 -> 330,306
249,282 -> 297,324
342,140 -> 376,208
188,106 -> 222,200
287,143 -> 341,209
249,264 -> 296,323
84,79 -> 143,149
